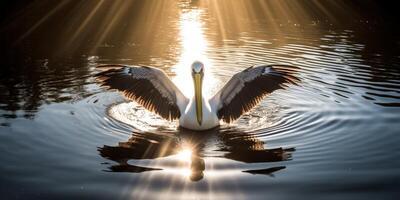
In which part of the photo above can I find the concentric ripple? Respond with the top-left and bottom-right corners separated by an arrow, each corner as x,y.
1,3 -> 400,199
97,35 -> 400,199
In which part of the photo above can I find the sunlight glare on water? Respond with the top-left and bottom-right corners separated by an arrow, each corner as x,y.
0,0 -> 399,200
172,8 -> 217,98
176,149 -> 192,162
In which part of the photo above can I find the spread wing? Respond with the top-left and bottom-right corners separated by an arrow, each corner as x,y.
95,64 -> 189,120
210,64 -> 299,123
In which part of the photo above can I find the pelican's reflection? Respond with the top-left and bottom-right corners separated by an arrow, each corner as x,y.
190,154 -> 205,181
98,128 -> 294,181
217,129 -> 295,163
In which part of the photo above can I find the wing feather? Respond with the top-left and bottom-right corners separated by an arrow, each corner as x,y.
95,64 -> 188,120
210,64 -> 299,123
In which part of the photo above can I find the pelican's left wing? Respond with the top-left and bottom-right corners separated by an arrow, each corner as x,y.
96,64 -> 189,120
210,64 -> 299,123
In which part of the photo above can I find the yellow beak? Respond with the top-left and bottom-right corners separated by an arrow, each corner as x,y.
194,73 -> 202,126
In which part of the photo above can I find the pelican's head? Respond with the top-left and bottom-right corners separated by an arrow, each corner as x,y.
191,61 -> 204,126
191,61 -> 204,75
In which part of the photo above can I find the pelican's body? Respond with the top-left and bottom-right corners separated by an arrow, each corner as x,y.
180,96 -> 219,130
96,62 -> 298,130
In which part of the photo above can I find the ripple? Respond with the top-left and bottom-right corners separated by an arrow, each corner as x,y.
95,28 -> 400,185
2,1 -> 400,199
108,101 -> 179,132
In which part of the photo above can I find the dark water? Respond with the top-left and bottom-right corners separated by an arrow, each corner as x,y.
1,1 -> 400,199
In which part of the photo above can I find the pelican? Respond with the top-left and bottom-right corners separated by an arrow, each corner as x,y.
96,61 -> 299,130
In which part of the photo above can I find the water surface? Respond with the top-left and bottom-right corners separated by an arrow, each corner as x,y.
1,1 -> 399,199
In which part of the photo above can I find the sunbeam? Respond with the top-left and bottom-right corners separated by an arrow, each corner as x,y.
1,0 -> 399,200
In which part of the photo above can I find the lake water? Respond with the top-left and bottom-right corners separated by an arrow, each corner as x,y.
1,1 -> 399,199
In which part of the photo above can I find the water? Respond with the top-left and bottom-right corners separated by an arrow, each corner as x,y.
1,1 -> 400,199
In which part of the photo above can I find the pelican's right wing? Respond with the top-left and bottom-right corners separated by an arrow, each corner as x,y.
95,64 -> 189,120
210,64 -> 299,123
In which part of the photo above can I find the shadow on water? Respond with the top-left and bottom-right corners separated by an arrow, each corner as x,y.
99,127 -> 293,181
1,1 -> 400,199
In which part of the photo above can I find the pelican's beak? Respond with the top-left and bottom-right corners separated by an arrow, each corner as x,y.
194,73 -> 203,126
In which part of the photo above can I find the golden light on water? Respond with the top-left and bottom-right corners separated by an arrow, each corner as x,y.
3,1 -> 375,199
8,0 -> 354,56
172,8 -> 217,98
180,10 -> 207,59
163,148 -> 194,179
176,148 -> 192,162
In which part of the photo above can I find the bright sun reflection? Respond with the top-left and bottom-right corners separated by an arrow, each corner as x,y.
172,9 -> 217,98
176,148 -> 192,162
173,146 -> 206,181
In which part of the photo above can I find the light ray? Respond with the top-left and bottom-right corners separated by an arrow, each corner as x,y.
16,0 -> 71,44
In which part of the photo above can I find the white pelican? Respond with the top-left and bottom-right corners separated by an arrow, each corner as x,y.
96,61 -> 299,130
